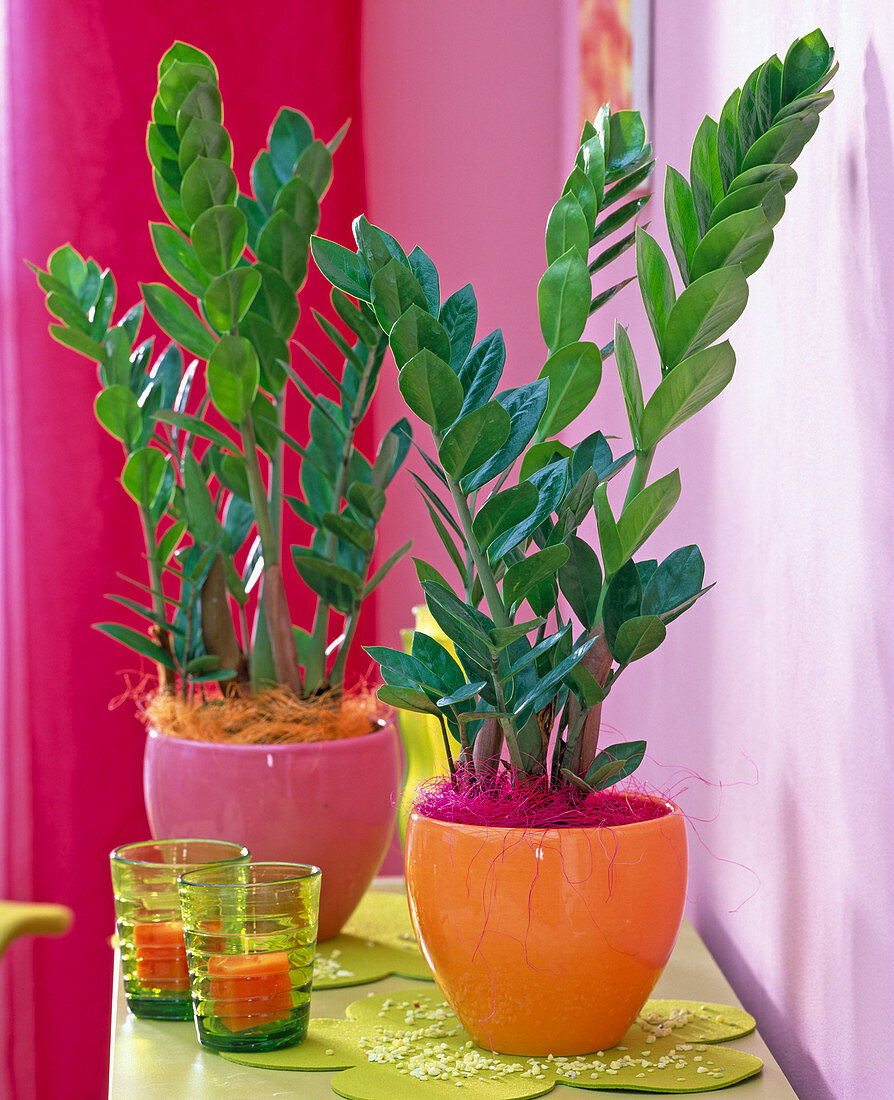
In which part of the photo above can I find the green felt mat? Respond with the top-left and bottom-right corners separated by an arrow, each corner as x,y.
313,892 -> 433,989
222,986 -> 762,1096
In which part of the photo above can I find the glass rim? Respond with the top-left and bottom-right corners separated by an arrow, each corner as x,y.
178,860 -> 322,890
109,838 -> 250,870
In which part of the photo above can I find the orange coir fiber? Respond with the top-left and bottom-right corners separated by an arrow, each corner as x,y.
145,687 -> 381,745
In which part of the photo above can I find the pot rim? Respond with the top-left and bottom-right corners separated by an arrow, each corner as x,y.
147,717 -> 395,753
407,792 -> 682,839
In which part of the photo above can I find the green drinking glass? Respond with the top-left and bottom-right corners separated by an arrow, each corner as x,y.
178,861 -> 322,1052
110,839 -> 250,1020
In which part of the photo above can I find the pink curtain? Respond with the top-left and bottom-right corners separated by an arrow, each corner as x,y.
0,2 -> 369,1096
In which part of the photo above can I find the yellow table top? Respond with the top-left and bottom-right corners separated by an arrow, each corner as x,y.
108,879 -> 795,1099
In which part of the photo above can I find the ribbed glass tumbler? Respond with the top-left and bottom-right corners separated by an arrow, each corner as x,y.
110,839 -> 250,1020
178,861 -> 322,1052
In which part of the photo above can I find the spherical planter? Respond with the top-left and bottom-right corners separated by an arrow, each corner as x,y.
404,796 -> 687,1055
144,721 -> 399,941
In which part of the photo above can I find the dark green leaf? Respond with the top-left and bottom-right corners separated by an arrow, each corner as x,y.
606,110 -> 646,177
250,262 -> 300,340
781,28 -> 833,106
154,410 -> 239,452
756,55 -> 784,132
472,482 -> 539,551
408,246 -> 440,314
322,511 -> 374,552
239,313 -> 289,394
140,282 -> 217,359
639,341 -> 735,451
149,222 -> 209,296
399,348 -> 463,430
488,460 -> 567,560
613,323 -> 643,451
636,227 -> 676,347
661,265 -> 748,370
330,288 -> 379,347
438,401 -> 510,480
182,452 -> 219,544
706,181 -> 785,231
178,117 -> 232,174
122,447 -> 167,506
295,140 -> 332,200
575,134 -> 605,206
207,334 -> 259,423
353,215 -> 408,273
727,162 -> 797,196
363,540 -> 412,597
611,615 -> 666,664
558,535 -> 603,629
642,545 -> 706,617
203,268 -> 261,332
390,304 -> 451,369
458,329 -> 505,415
664,166 -> 700,285
537,341 -> 603,437
175,83 -> 223,140
439,284 -> 478,372
370,258 -> 428,333
519,441 -> 572,482
503,545 -> 569,611
546,193 -> 589,264
562,167 -> 597,237
462,379 -> 550,492
617,469 -> 681,563
291,549 -> 362,613
603,559 -> 641,650
689,208 -> 774,282
740,113 -> 819,173
93,623 -> 177,669
537,249 -> 591,353
377,685 -> 441,716
191,205 -> 247,277
592,195 -> 650,245
268,107 -> 313,182
585,740 -> 646,789
180,157 -> 237,224
689,115 -> 723,234
716,88 -> 741,192
94,386 -> 142,450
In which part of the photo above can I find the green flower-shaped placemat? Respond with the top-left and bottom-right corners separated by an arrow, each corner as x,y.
313,892 -> 433,989
222,986 -> 762,1096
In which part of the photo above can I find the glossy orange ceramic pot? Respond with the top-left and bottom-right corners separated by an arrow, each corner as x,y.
405,797 -> 687,1055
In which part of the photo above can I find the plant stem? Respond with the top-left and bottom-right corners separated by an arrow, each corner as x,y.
622,446 -> 656,510
241,416 -> 280,566
270,392 -> 286,543
492,654 -> 524,773
445,475 -> 510,627
139,504 -> 175,694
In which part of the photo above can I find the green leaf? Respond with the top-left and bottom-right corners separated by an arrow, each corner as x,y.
661,266 -> 748,370
180,157 -> 237,224
153,169 -> 191,234
149,222 -> 210,296
140,282 -> 216,359
251,151 -> 279,215
421,581 -> 495,657
585,740 -> 647,790
291,549 -> 362,614
363,540 -> 412,597
537,341 -> 603,438
274,176 -> 320,238
122,447 -> 167,506
736,65 -> 762,160
178,118 -> 231,174
398,349 -> 463,431
377,685 -> 441,716
239,313 -> 289,394
740,114 -> 819,173
472,482 -> 539,551
322,511 -> 374,552
603,559 -> 641,650
437,681 -> 487,708
457,330 -> 505,415
207,334 -> 259,423
462,379 -> 549,493
689,115 -> 723,234
370,258 -> 428,333
93,623 -> 177,670
606,110 -> 646,177
562,167 -> 597,237
154,410 -> 240,453
408,246 -> 440,314
614,323 -> 644,451
537,248 -> 591,353
182,452 -> 219,544
664,166 -> 700,285
348,482 -> 386,522
594,482 -> 622,575
203,268 -> 261,332
545,193 -> 589,264
707,181 -> 786,231
488,460 -> 567,560
575,134 -> 605,205
250,262 -> 300,340
94,385 -> 142,450
331,289 -> 379,347
48,323 -> 104,362
519,441 -> 572,482
716,87 -> 741,193
503,545 -> 569,611
611,615 -> 666,664
489,618 -> 546,650
636,227 -> 676,347
157,519 -> 186,565
558,535 -> 603,629
439,284 -> 477,372
617,469 -> 681,562
756,55 -> 784,131
191,205 -> 247,276
176,83 -> 223,140
353,215 -> 406,274
727,162 -> 797,196
268,107 -> 313,181
782,29 -> 833,106
642,545 -> 706,617
438,401 -> 510,480
689,208 -> 774,281
295,140 -> 333,200
390,304 -> 451,369
639,341 -> 736,451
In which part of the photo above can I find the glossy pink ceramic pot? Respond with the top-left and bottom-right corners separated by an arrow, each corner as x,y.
144,721 -> 399,940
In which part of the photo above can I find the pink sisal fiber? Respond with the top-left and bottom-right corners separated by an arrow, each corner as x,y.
412,773 -> 673,830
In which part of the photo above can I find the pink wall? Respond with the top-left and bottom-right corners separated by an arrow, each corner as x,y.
367,1 -> 892,1096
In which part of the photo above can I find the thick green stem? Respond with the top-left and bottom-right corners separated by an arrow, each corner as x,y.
622,446 -> 656,510
241,416 -> 280,566
270,393 -> 286,543
445,476 -> 510,627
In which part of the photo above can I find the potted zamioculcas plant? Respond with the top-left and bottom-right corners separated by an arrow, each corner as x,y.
32,42 -> 414,939
311,31 -> 836,1050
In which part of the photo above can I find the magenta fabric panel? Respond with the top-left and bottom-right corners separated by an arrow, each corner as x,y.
0,2 -> 368,1096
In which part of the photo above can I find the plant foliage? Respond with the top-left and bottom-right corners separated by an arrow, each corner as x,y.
314,30 -> 834,788
33,42 -> 410,700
